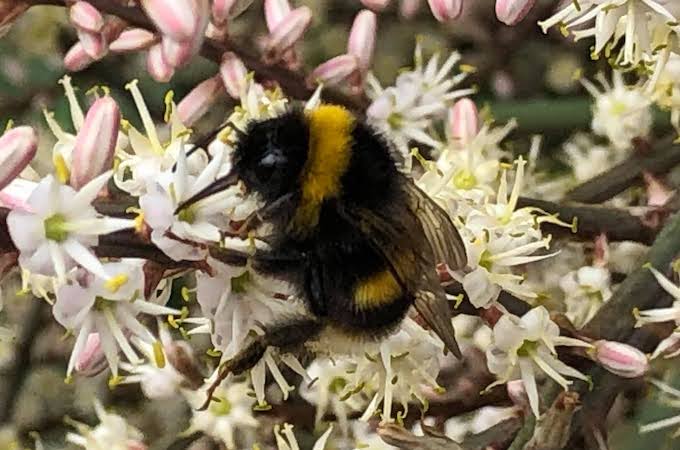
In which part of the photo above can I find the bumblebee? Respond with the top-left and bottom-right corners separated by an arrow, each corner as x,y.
179,105 -> 467,408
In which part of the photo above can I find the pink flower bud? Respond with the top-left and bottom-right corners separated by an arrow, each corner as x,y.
76,28 -> 107,59
309,54 -> 359,87
219,51 -> 248,98
161,36 -> 194,68
71,97 -> 120,190
400,0 -> 422,19
264,0 -> 291,31
592,340 -> 649,378
140,0 -> 199,41
147,43 -> 175,82
427,0 -> 463,22
643,171 -> 674,207
109,28 -> 157,53
507,379 -> 530,410
0,126 -> 38,191
212,0 -> 253,25
75,332 -> 108,376
70,1 -> 104,32
264,6 -> 312,62
361,0 -> 391,11
495,0 -> 536,26
64,42 -> 95,71
348,10 -> 377,71
448,98 -> 479,145
177,75 -> 226,126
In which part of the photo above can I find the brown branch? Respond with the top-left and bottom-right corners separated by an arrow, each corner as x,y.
565,135 -> 680,204
29,0 -> 368,111
517,197 -> 658,244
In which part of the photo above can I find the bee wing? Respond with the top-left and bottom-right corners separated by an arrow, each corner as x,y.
402,180 -> 467,270
341,204 -> 462,358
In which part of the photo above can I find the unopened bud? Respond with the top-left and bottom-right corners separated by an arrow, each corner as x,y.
507,379 -> 530,410
643,171 -> 674,207
110,28 -> 157,53
212,0 -> 253,25
64,43 -> 95,71
0,126 -> 38,191
495,0 -> 537,26
71,97 -> 120,190
361,0 -> 391,11
592,340 -> 649,378
177,75 -> 226,126
161,36 -> 194,68
219,51 -> 248,98
400,0 -> 422,19
126,441 -> 148,450
264,6 -> 312,62
309,54 -> 359,87
76,28 -> 107,59
75,332 -> 109,376
147,43 -> 174,82
141,0 -> 199,41
70,1 -> 104,32
448,98 -> 479,145
264,0 -> 291,30
427,0 -> 463,22
348,10 -> 377,71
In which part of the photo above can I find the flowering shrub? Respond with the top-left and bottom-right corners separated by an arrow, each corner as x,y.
1,0 -> 680,449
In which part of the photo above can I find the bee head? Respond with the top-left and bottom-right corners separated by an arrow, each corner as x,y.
232,110 -> 309,202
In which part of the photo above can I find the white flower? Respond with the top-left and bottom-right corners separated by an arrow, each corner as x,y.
140,146 -> 248,261
582,71 -> 652,152
352,422 -> 397,450
191,257 -> 294,359
366,43 -> 474,169
53,260 -> 179,379
539,0 -> 679,68
459,158 -> 567,307
113,80 -> 206,196
66,400 -> 146,450
274,423 -> 333,450
486,306 -> 592,417
184,381 -> 260,449
635,263 -> 680,359
561,133 -> 616,183
311,318 -> 444,422
299,358 -> 363,434
560,266 -> 613,327
7,172 -> 134,283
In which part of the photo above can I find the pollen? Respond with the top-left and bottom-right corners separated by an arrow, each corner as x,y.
105,273 -> 129,293
53,153 -> 70,184
153,340 -> 166,368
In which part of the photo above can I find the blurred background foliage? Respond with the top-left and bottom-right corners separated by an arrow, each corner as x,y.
0,0 -> 677,449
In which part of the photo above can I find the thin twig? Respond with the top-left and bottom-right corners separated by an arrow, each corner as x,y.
565,135 -> 680,204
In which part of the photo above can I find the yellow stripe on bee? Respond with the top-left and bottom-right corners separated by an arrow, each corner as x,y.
353,270 -> 403,310
290,105 -> 354,234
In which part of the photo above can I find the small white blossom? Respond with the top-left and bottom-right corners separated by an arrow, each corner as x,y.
185,381 -> 260,449
366,43 -> 474,169
486,306 -> 592,417
66,400 -> 146,450
7,172 -> 134,283
274,423 -> 333,450
560,266 -> 613,327
582,72 -> 652,152
53,261 -> 179,379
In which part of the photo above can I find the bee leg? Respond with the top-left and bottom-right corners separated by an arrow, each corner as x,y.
198,317 -> 322,410
234,193 -> 296,239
